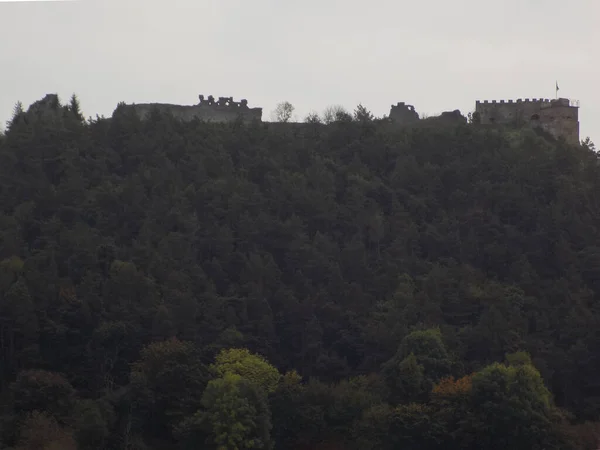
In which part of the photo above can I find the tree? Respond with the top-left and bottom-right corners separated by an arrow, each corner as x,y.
71,399 -> 115,450
398,328 -> 453,381
5,101 -> 24,131
304,111 -> 321,123
271,101 -> 294,123
353,404 -> 395,450
381,353 -> 426,403
2,92 -> 600,448
430,375 -> 475,449
176,373 -> 273,450
10,370 -> 76,423
431,375 -> 473,400
130,338 -> 209,437
14,411 -> 77,450
353,104 -> 374,122
210,348 -> 281,394
68,94 -> 84,122
326,375 -> 387,442
0,278 -> 39,382
582,136 -> 596,152
322,105 -> 351,124
269,370 -> 309,448
467,359 -> 575,450
389,404 -> 443,449
382,328 -> 453,403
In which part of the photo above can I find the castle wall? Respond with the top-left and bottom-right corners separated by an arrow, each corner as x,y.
123,95 -> 262,123
475,98 -> 579,145
475,98 -> 553,125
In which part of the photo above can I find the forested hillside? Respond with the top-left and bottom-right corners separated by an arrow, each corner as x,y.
1,95 -> 600,449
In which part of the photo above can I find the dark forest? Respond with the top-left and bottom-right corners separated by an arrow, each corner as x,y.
1,95 -> 599,449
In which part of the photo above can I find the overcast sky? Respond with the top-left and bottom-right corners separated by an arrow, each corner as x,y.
1,0 -> 598,142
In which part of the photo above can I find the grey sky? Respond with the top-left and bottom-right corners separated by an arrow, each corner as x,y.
1,0 -> 598,142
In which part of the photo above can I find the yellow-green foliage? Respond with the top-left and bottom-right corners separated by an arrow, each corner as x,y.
471,361 -> 552,410
201,373 -> 260,450
1,255 -> 24,273
211,348 -> 281,393
281,369 -> 302,387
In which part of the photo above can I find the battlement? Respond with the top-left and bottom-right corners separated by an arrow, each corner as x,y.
198,95 -> 253,109
476,98 -> 552,105
476,98 -> 580,107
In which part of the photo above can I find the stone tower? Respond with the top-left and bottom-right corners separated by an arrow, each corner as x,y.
474,97 -> 579,145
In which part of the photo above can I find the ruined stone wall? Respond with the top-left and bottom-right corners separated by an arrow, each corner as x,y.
388,102 -> 467,128
389,102 -> 419,124
423,109 -> 467,125
123,95 -> 262,123
475,98 -> 579,145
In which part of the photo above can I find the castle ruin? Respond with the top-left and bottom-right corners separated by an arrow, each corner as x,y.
474,97 -> 580,145
388,102 -> 467,126
388,97 -> 580,144
389,102 -> 420,123
122,95 -> 262,123
117,92 -> 581,145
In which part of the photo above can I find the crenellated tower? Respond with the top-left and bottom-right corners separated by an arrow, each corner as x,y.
474,97 -> 579,145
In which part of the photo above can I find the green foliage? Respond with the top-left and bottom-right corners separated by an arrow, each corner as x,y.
177,373 -> 273,450
130,338 -> 208,437
505,350 -> 533,367
389,403 -> 445,449
382,328 -> 453,403
71,399 -> 115,450
466,361 -> 573,450
13,411 -> 77,450
1,95 -> 600,448
353,403 -> 395,450
399,329 -> 452,379
9,370 -> 76,423
0,278 -> 39,380
211,348 -> 281,394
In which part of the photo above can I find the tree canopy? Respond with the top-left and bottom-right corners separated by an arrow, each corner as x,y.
0,94 -> 599,449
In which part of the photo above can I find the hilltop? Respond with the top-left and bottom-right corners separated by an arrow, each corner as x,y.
120,92 -> 582,145
0,95 -> 599,449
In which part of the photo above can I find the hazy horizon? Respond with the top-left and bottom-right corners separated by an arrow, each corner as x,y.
1,0 -> 598,142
